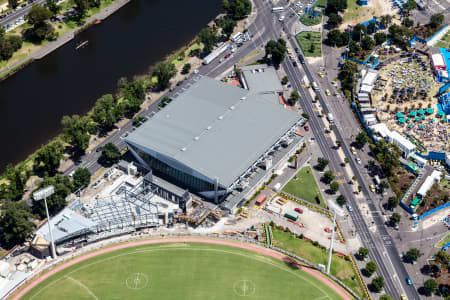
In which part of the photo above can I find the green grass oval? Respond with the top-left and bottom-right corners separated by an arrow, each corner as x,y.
22,242 -> 345,300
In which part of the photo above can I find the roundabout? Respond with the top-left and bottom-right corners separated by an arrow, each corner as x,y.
12,238 -> 352,300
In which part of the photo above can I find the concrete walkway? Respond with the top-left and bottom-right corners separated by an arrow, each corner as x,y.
0,0 -> 131,78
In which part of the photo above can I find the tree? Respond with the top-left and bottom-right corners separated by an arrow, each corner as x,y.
327,29 -> 348,47
336,140 -> 342,149
373,140 -> 401,176
72,168 -> 91,191
387,196 -> 398,210
405,248 -> 422,262
281,76 -> 288,85
46,0 -> 60,15
365,261 -> 377,276
330,181 -> 339,193
327,13 -> 342,29
344,157 -> 349,164
326,0 -> 347,14
371,276 -> 384,293
0,165 -> 27,201
361,36 -> 374,51
389,213 -> 401,226
92,94 -> 120,131
374,32 -> 388,45
434,250 -> 450,265
223,0 -> 252,20
61,115 -> 94,153
290,90 -> 300,104
429,13 -> 444,28
379,181 -> 389,194
358,247 -> 369,259
152,62 -> 176,91
0,201 -> 35,248
403,18 -> 414,28
379,295 -> 393,300
309,43 -> 316,53
101,142 -> 121,165
33,141 -> 64,176
181,63 -> 191,74
380,15 -> 392,28
198,27 -> 218,54
402,0 -> 416,11
74,0 -> 90,14
423,278 -> 438,295
8,0 -> 18,9
120,79 -> 145,115
323,170 -> 335,183
339,60 -> 357,91
33,174 -> 73,218
265,39 -> 287,66
317,157 -> 329,171
355,131 -> 369,148
336,194 -> 346,206
216,17 -> 236,38
26,5 -> 56,40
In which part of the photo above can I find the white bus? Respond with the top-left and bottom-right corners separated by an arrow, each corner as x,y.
231,32 -> 243,42
272,7 -> 284,12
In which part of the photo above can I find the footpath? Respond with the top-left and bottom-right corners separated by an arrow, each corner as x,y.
0,0 -> 131,78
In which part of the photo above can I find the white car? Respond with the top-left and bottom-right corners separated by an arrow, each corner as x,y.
356,157 -> 362,165
279,15 -> 285,22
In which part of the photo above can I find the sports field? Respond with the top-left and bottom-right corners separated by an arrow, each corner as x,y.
17,239 -> 348,300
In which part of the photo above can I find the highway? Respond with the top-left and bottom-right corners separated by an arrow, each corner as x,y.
0,0 -> 45,29
61,0 -> 420,298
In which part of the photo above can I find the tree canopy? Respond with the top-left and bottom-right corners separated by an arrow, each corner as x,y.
317,157 -> 329,171
216,17 -> 236,38
265,39 -> 287,66
373,140 -> 401,176
405,248 -> 422,262
92,94 -> 122,130
365,261 -> 377,275
358,247 -> 369,259
389,213 -> 401,225
423,278 -> 438,295
0,165 -> 27,201
327,13 -> 342,29
326,29 -> 349,47
61,114 -> 94,153
222,0 -> 252,20
198,27 -> 218,54
355,131 -> 369,147
26,5 -> 56,40
152,62 -> 176,91
429,13 -> 444,28
100,142 -> 121,165
387,196 -> 398,209
323,170 -> 335,183
325,0 -> 347,14
33,141 -> 64,176
330,181 -> 339,193
0,201 -> 35,248
32,174 -> 73,218
371,276 -> 384,293
72,167 -> 91,191
337,194 -> 346,206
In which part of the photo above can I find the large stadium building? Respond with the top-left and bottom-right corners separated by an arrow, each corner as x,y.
125,68 -> 304,212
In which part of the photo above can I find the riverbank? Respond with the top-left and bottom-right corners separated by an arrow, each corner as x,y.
0,0 -> 131,80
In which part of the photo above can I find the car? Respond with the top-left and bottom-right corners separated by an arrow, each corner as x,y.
304,125 -> 309,131
68,170 -> 75,177
318,72 -> 324,78
294,208 -> 303,214
219,57 -> 224,62
294,47 -> 299,53
292,61 -> 297,67
356,157 -> 362,165
96,146 -> 103,153
224,53 -> 231,59
347,205 -> 353,212
298,54 -> 305,64
401,294 -> 407,300
176,80 -> 183,86
351,146 -> 357,155
406,277 -> 412,285
325,89 -> 331,96
21,3 -> 26,7
369,184 -> 376,192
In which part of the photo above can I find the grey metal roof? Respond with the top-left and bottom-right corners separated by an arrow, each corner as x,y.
241,64 -> 283,94
126,77 -> 301,187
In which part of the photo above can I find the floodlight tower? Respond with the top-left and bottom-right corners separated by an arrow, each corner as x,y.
33,185 -> 57,259
326,210 -> 337,274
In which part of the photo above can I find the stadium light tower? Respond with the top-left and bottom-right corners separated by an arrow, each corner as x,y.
33,185 -> 57,259
326,210 -> 337,274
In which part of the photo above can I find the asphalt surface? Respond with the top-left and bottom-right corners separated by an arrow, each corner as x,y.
0,0 -> 45,28
62,1 -> 421,299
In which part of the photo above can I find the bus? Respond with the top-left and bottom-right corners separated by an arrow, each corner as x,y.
272,7 -> 284,12
231,32 -> 243,42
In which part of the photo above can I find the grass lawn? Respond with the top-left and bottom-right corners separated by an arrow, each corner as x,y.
282,166 -> 326,207
300,13 -> 322,26
296,31 -> 322,57
272,227 -> 363,298
343,0 -> 359,22
436,233 -> 450,248
21,242 -> 345,300
313,0 -> 327,9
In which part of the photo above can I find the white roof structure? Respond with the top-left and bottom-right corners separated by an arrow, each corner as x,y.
389,131 -> 416,152
432,53 -> 446,67
417,170 -> 442,197
371,123 -> 390,138
0,261 -> 10,278
360,84 -> 373,93
361,69 -> 378,86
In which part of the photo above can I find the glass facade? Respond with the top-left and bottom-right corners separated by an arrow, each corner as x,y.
130,145 -> 215,194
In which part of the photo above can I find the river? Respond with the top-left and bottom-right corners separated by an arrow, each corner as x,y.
0,0 -> 221,171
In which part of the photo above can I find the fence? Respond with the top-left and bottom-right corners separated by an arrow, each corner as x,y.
417,202 -> 450,220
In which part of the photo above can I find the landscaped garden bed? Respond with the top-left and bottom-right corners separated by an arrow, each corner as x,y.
296,31 -> 322,57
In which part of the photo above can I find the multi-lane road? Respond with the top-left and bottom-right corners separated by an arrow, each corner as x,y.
0,0 -> 46,29
61,0 -> 420,298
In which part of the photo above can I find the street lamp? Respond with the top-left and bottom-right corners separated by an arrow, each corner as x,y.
33,185 -> 56,259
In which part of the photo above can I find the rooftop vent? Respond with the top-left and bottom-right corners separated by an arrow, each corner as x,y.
181,147 -> 187,152
230,105 -> 235,110
194,136 -> 199,141
240,97 -> 246,101
166,114 -> 170,118
207,126 -> 212,130
218,115 -> 223,120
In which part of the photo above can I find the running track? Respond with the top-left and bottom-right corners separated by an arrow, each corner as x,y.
9,237 -> 352,300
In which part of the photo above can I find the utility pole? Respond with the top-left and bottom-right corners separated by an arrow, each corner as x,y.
33,186 -> 57,259
327,210 -> 337,274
